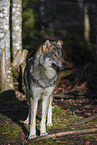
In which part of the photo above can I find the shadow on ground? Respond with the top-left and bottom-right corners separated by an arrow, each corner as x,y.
0,90 -> 29,137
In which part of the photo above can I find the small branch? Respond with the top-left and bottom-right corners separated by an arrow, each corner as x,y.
19,49 -> 28,65
72,113 -> 97,126
54,94 -> 66,98
35,128 -> 97,141
12,49 -> 28,92
12,49 -> 22,67
54,94 -> 74,99
12,49 -> 28,68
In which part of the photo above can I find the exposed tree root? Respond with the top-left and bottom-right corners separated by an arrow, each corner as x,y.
72,113 -> 97,126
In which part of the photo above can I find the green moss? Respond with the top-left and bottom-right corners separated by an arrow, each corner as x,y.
0,113 -> 9,120
49,107 -> 75,129
0,122 -> 23,144
0,101 -> 97,144
85,135 -> 97,139
89,118 -> 97,125
69,114 -> 79,122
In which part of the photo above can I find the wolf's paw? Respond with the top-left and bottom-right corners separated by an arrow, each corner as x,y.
40,132 -> 48,136
24,120 -> 29,125
47,122 -> 53,127
28,134 -> 36,139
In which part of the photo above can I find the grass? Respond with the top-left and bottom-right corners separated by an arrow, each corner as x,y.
0,92 -> 97,145
0,114 -> 22,144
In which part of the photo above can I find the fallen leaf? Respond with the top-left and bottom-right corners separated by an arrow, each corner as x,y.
86,113 -> 91,116
85,141 -> 91,145
79,116 -> 84,119
10,121 -> 13,123
56,140 -> 62,143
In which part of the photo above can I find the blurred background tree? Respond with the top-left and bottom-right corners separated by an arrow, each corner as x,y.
0,0 -> 97,92
22,0 -> 97,51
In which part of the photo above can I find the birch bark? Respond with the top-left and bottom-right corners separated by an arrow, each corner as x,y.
12,0 -> 22,58
0,0 -> 14,91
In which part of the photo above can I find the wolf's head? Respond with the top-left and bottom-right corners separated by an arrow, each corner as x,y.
39,40 -> 66,70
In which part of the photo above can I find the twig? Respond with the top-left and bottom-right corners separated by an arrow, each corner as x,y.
54,94 -> 67,98
54,94 -> 74,99
72,113 -> 97,126
35,128 -> 97,141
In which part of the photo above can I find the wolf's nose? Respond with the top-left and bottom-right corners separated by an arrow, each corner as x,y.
62,62 -> 66,66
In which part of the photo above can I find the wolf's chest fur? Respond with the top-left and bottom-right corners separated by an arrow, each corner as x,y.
35,65 -> 57,80
31,63 -> 58,88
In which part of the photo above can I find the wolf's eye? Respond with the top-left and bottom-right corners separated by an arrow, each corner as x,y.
51,52 -> 55,55
51,52 -> 55,56
53,53 -> 57,57
52,52 -> 55,55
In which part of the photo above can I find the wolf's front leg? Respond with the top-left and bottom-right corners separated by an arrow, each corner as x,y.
28,98 -> 38,139
40,97 -> 49,136
47,94 -> 53,127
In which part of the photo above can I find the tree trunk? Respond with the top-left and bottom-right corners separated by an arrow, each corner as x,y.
12,49 -> 28,92
84,4 -> 90,43
96,3 -> 97,56
40,0 -> 45,31
0,0 -> 14,92
12,49 -> 28,81
12,0 -> 22,58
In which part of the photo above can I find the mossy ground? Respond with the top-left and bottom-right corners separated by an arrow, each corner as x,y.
0,90 -> 97,145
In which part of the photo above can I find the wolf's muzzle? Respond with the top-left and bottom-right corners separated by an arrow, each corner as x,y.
62,62 -> 66,67
59,61 -> 66,70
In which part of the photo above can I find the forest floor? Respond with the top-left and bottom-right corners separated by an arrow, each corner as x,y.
0,64 -> 97,145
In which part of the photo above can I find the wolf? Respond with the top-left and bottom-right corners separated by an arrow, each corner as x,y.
24,40 -> 66,139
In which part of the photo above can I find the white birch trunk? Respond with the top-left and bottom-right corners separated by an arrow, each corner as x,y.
12,0 -> 22,58
0,0 -> 14,91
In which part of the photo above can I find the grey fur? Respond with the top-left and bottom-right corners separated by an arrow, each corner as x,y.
24,40 -> 66,139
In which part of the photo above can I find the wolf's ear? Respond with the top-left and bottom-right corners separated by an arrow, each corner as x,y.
42,40 -> 51,52
57,40 -> 63,47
